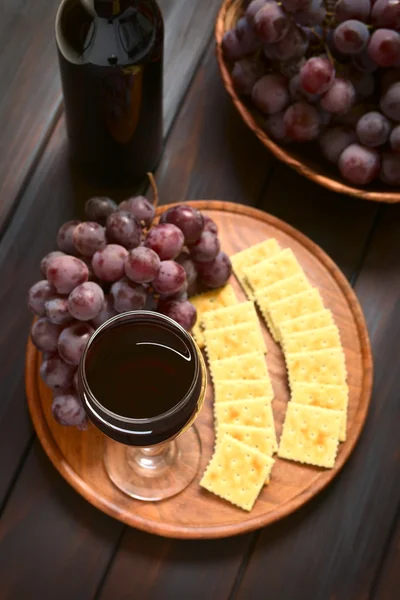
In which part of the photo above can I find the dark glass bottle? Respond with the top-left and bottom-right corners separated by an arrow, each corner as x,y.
55,0 -> 163,184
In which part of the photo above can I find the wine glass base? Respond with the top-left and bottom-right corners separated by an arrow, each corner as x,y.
104,426 -> 202,501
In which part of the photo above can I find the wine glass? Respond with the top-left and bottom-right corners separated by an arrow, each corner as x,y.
77,311 -> 207,501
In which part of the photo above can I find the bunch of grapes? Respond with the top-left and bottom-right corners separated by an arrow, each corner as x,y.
28,195 -> 231,429
223,0 -> 400,186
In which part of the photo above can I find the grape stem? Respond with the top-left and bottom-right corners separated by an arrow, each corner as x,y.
147,172 -> 159,212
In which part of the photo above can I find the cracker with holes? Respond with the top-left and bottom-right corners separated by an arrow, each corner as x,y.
217,424 -> 274,456
209,352 -> 269,382
201,301 -> 258,332
286,348 -> 347,387
278,403 -> 341,468
279,309 -> 335,337
191,285 -> 238,348
200,435 -> 273,511
213,378 -> 274,404
282,325 -> 342,354
268,288 -> 325,341
231,239 -> 281,298
291,382 -> 349,442
244,248 -> 303,293
215,398 -> 277,450
203,321 -> 266,362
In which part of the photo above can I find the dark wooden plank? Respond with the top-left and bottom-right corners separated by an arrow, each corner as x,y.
372,507 -> 400,600
232,204 -> 400,600
0,440 -> 124,600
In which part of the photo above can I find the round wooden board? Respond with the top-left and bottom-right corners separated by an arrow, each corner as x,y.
26,201 -> 373,539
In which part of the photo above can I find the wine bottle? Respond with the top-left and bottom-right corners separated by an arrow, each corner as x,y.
56,0 -> 164,184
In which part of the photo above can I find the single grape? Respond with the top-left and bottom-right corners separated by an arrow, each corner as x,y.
40,355 -> 75,391
381,152 -> 400,184
338,143 -> 380,184
106,211 -> 141,250
45,296 -> 74,325
110,278 -> 147,312
92,244 -> 128,282
189,231 -> 220,263
368,29 -> 400,67
40,251 -> 65,278
352,49 -> 378,72
58,322 -> 94,366
264,25 -> 309,61
119,196 -> 155,227
380,82 -> 400,120
283,102 -> 321,141
320,78 -> 356,114
125,246 -> 161,283
163,205 -> 204,244
68,282 -> 105,321
356,111 -> 392,147
246,0 -> 268,23
52,394 -> 88,429
85,197 -> 117,224
389,124 -> 400,151
28,280 -> 55,317
295,0 -> 326,26
320,127 -> 357,163
197,252 -> 232,289
31,318 -> 62,353
333,20 -> 370,55
372,0 -> 400,29
253,2 -> 290,44
91,295 -> 117,327
299,56 -> 335,94
175,252 -> 198,286
251,74 -> 290,115
47,255 -> 89,294
145,223 -> 184,260
152,261 -> 186,295
335,0 -> 371,22
202,216 -> 218,235
158,299 -> 197,332
57,220 -> 80,255
281,0 -> 313,12
73,221 -> 106,257
265,112 -> 292,142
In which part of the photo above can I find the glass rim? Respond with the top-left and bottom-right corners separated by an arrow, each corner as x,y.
78,310 -> 203,425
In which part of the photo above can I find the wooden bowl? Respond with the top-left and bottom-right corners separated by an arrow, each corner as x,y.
215,0 -> 400,204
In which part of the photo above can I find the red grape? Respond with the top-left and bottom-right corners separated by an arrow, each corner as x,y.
125,246 -> 161,283
92,244 -> 128,282
334,20 -> 370,54
356,111 -> 392,146
45,296 -> 74,325
264,25 -> 309,61
380,81 -> 400,120
152,261 -> 186,295
52,394 -> 87,429
110,278 -> 147,312
40,355 -> 75,391
197,252 -> 232,289
58,322 -> 94,366
289,74 -> 319,102
68,282 -> 105,321
338,143 -> 380,184
300,56 -> 335,94
222,19 -> 260,60
295,0 -> 326,26
335,0 -> 371,23
73,221 -> 106,257
57,220 -> 80,255
368,29 -> 400,67
254,2 -> 290,44
372,0 -> 400,29
145,223 -> 184,260
158,299 -> 197,331
284,102 -> 321,141
85,197 -> 117,224
320,78 -> 356,114
232,57 -> 266,95
381,151 -> 400,184
389,124 -> 400,151
320,127 -> 357,163
189,231 -> 220,263
31,318 -> 62,353
252,74 -> 290,115
91,295 -> 117,327
202,216 -> 218,235
175,252 -> 198,286
246,0 -> 268,23
265,112 -> 291,142
106,211 -> 141,250
163,205 -> 204,244
47,255 -> 89,294
119,196 -> 155,227
40,251 -> 65,278
28,280 -> 55,317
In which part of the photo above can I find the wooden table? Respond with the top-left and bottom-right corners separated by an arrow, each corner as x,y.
0,2 -> 399,598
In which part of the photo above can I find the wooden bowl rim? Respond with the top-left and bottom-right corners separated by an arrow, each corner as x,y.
25,201 -> 373,539
215,0 -> 400,204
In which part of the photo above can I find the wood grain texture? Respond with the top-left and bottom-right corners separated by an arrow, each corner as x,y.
232,204 -> 400,600
372,507 -> 400,600
26,201 -> 372,538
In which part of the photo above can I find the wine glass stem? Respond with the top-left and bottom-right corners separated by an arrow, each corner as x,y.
127,441 -> 176,475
